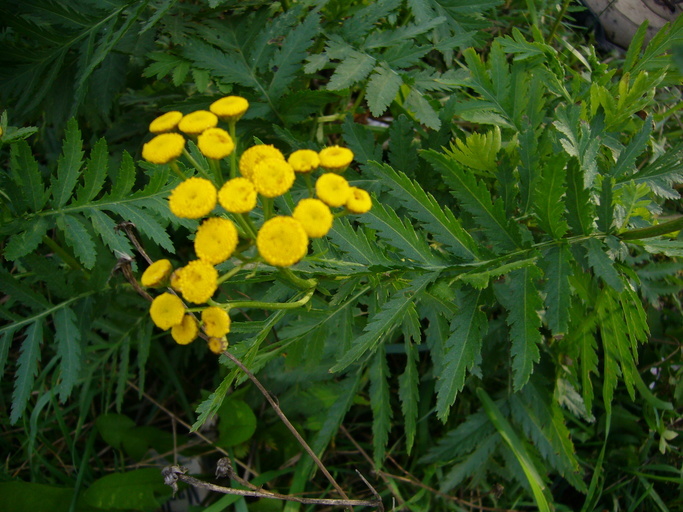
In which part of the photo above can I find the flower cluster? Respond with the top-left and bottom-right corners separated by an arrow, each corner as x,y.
140,96 -> 372,353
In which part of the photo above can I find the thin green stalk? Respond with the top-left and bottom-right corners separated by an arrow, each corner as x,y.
221,287 -> 315,311
216,261 -> 250,285
182,148 -> 212,180
279,267 -> 317,289
619,216 -> 683,240
261,197 -> 273,221
547,0 -> 572,43
228,120 -> 238,179
42,235 -> 85,273
303,173 -> 314,197
169,161 -> 187,180
208,158 -> 223,187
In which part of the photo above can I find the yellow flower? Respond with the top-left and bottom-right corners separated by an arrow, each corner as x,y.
170,270 -> 183,292
141,259 -> 173,287
149,111 -> 183,133
169,177 -> 217,219
319,146 -> 353,172
218,177 -> 257,213
316,173 -> 350,207
293,198 -> 333,238
149,292 -> 185,330
346,187 -> 372,214
142,133 -> 185,164
210,96 -> 249,121
202,306 -> 231,337
171,314 -> 199,345
239,144 -> 285,180
178,110 -> 218,135
194,217 -> 239,265
197,128 -> 234,160
288,149 -> 320,173
251,157 -> 295,198
208,337 -> 228,354
176,259 -> 219,304
257,216 -> 309,267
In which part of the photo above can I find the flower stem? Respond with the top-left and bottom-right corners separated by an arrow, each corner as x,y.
303,173 -> 314,197
169,161 -> 186,180
619,216 -> 683,241
262,197 -> 273,221
208,158 -> 223,187
42,235 -> 85,273
228,120 -> 238,180
279,267 -> 317,290
223,287 -> 315,311
182,148 -> 212,181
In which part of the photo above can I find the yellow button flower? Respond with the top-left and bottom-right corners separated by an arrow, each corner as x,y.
319,146 -> 353,172
194,217 -> 239,265
316,173 -> 350,207
168,177 -> 217,219
141,259 -> 173,287
239,144 -> 285,180
197,127 -> 234,160
346,187 -> 372,214
208,337 -> 228,354
210,96 -> 249,121
171,314 -> 199,345
218,177 -> 257,213
178,110 -> 218,135
202,306 -> 231,338
293,198 -> 333,238
257,216 -> 309,267
149,292 -> 185,330
252,158 -> 295,198
176,259 -> 219,304
288,149 -> 320,173
142,133 -> 185,164
149,111 -> 183,133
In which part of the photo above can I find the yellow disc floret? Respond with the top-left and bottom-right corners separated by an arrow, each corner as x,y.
197,128 -> 234,160
176,259 -> 219,304
168,177 -> 217,219
171,314 -> 199,345
218,177 -> 257,213
141,259 -> 173,287
316,173 -> 350,207
257,216 -> 309,267
178,110 -> 218,135
202,307 -> 231,338
288,149 -> 320,173
319,146 -> 353,172
149,111 -> 183,133
149,292 -> 185,330
194,217 -> 239,265
239,144 -> 285,180
346,187 -> 372,214
142,133 -> 185,164
293,198 -> 333,238
251,158 -> 295,198
210,96 -> 249,121
208,337 -> 228,354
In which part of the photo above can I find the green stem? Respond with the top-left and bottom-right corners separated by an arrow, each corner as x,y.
279,267 -> 317,290
546,0 -> 572,43
228,120 -> 238,180
261,197 -> 273,221
208,158 -> 223,187
223,287 -> 315,311
169,161 -> 187,180
182,148 -> 212,181
42,235 -> 85,273
619,216 -> 683,241
217,261 -> 249,285
303,173 -> 315,197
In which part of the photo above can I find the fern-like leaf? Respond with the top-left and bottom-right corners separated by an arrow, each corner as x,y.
54,306 -> 82,402
398,334 -> 419,453
541,244 -> 573,335
51,118 -> 85,208
10,140 -> 47,212
327,51 -> 376,91
533,154 -> 569,239
585,238 -> 624,292
10,321 -> 43,425
370,346 -> 393,466
57,214 -> 97,269
328,218 -> 394,268
366,64 -> 403,117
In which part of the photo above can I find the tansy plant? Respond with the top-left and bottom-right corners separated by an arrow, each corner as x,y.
139,97 -> 371,353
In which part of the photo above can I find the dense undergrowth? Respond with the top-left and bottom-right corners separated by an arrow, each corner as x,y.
1,1 -> 683,511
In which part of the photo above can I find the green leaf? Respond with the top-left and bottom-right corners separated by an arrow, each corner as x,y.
554,105 -> 599,188
565,159 -> 594,235
108,152 -> 136,200
398,336 -> 419,453
75,137 -> 109,204
82,468 -> 172,510
58,214 -> 97,269
11,320 -> 43,424
440,433 -> 500,492
585,238 -> 624,292
622,141 -> 683,199
388,114 -> 418,172
541,244 -> 573,335
217,398 -> 257,447
182,39 -> 259,89
404,87 -> 440,130
0,481 -> 87,512
4,217 -> 50,261
341,117 -> 382,164
0,267 -> 50,311
609,116 -> 653,179
328,218 -> 394,267
10,140 -> 47,212
369,345 -> 392,466
446,126 -> 501,173
435,287 -> 487,422
457,256 -> 537,290
533,153 -> 569,239
105,204 -> 174,253
597,177 -> 614,233
366,64 -> 403,116
52,118 -> 84,208
54,306 -> 82,402
89,209 -> 134,256
327,51 -> 376,90
341,0 -> 402,42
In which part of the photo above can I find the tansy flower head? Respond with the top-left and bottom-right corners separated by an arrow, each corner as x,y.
210,96 -> 249,121
141,259 -> 173,287
251,158 -> 295,198
142,133 -> 185,164
169,177 -> 217,219
319,146 -> 353,172
288,149 -> 320,173
202,307 -> 231,338
150,293 -> 185,330
208,337 -> 228,354
346,187 -> 372,214
197,128 -> 234,160
194,217 -> 239,265
239,144 -> 284,180
257,216 -> 309,267
316,173 -> 350,207
293,198 -> 333,238
178,110 -> 218,135
176,259 -> 219,304
218,177 -> 257,213
171,314 -> 199,345
149,111 -> 183,133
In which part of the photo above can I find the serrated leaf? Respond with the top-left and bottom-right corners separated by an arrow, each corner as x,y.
75,137 -> 109,204
11,321 -> 43,424
398,337 -> 419,453
541,244 -> 573,335
341,117 -> 382,164
597,176 -> 614,233
565,159 -> 594,235
89,209 -> 134,256
404,87 -> 440,130
440,433 -> 500,492
458,256 -> 537,290
553,106 -> 599,188
0,326 -> 16,377
105,204 -> 174,253
4,218 -> 50,261
328,218 -> 394,267
623,141 -> 683,199
327,51 -> 376,90
610,116 -> 653,179
57,214 -> 97,269
446,126 -> 501,173
54,306 -> 82,402
51,118 -> 84,208
370,346 -> 392,466
533,154 -> 569,239
366,64 -> 402,117
341,0 -> 402,42
585,238 -> 624,292
0,267 -> 50,312
182,39 -> 259,89
10,140 -> 47,212
435,287 -> 487,422
388,114 -> 418,171
109,151 -> 136,200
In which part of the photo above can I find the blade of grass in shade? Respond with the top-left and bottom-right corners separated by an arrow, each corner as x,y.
476,388 -> 552,512
580,426 -> 609,512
